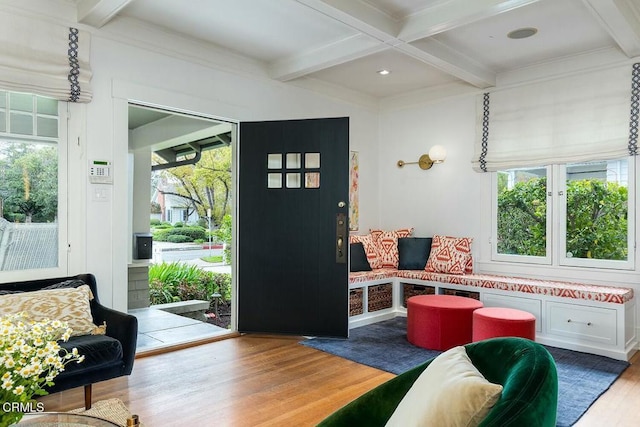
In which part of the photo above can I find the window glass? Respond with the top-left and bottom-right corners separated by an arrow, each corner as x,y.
37,116 -> 57,138
496,167 -> 547,257
493,158 -> 634,270
0,92 -> 59,272
564,159 -> 628,261
36,96 -> 57,116
286,153 -> 301,169
10,112 -> 33,135
305,153 -> 320,169
267,154 -> 282,169
9,93 -> 33,113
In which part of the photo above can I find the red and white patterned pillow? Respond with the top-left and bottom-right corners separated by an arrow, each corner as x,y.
350,234 -> 382,269
425,235 -> 473,275
370,228 -> 414,269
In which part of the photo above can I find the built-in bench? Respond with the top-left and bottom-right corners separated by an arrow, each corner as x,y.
349,269 -> 636,361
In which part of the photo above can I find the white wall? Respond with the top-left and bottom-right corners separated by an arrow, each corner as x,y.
378,95 -> 483,240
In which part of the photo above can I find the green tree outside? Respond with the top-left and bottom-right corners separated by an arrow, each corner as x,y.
154,146 -> 231,227
0,142 -> 57,223
498,177 -> 627,260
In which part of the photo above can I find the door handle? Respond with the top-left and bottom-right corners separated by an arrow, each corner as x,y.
336,213 -> 347,263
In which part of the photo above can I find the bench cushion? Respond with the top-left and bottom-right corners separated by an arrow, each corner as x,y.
370,228 -> 414,269
425,235 -> 473,275
349,269 -> 634,304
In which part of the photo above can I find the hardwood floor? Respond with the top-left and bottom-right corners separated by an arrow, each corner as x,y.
38,336 -> 639,426
574,350 -> 640,427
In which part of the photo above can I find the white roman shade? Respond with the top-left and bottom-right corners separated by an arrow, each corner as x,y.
0,13 -> 92,103
473,63 -> 638,172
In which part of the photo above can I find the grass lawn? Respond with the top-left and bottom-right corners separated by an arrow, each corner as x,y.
201,255 -> 223,263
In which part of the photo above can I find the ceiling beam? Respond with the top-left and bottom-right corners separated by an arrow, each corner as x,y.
286,0 -> 528,87
270,34 -> 388,81
398,40 -> 495,88
129,116 -> 232,151
582,0 -> 640,58
295,0 -> 400,42
76,0 -> 134,28
398,0 -> 541,42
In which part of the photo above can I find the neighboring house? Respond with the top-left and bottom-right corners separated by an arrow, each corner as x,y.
151,178 -> 201,225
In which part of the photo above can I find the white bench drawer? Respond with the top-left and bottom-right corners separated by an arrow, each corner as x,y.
546,302 -> 616,345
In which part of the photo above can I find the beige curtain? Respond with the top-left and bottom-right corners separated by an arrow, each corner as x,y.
0,13 -> 92,102
473,63 -> 637,172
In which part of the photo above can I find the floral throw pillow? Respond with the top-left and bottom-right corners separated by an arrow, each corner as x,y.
349,234 -> 382,269
370,228 -> 414,269
425,235 -> 473,275
0,285 -> 104,336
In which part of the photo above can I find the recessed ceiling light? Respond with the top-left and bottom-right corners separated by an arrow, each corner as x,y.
507,27 -> 538,39
377,69 -> 390,76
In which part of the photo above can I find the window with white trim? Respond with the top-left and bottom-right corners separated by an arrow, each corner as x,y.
493,157 -> 635,270
0,91 -> 65,272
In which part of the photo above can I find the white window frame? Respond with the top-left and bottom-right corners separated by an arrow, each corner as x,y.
491,166 -> 552,265
558,159 -> 635,270
0,98 -> 69,282
491,160 -> 636,271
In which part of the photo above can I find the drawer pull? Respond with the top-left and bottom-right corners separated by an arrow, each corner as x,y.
567,319 -> 592,326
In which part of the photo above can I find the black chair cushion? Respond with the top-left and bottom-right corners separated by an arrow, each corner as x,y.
58,334 -> 123,374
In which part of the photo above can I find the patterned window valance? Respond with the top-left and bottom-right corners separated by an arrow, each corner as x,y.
473,63 -> 638,172
0,14 -> 92,103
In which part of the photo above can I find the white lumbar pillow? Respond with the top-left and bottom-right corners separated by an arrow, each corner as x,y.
385,346 -> 503,427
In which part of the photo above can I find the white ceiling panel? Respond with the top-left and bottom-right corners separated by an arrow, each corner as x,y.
308,48 -> 459,98
120,0 -> 359,62
431,0 -> 615,71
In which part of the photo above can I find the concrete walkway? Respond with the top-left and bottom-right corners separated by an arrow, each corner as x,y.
130,307 -> 232,353
131,241 -> 233,352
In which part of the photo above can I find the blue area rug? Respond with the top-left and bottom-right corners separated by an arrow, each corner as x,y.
300,317 -> 629,427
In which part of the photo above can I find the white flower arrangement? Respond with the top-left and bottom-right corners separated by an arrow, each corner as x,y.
0,312 -> 85,424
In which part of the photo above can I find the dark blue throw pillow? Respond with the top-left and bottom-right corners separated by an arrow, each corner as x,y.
398,237 -> 433,270
350,242 -> 372,272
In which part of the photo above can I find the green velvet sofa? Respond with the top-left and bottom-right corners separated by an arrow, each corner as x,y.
318,337 -> 558,427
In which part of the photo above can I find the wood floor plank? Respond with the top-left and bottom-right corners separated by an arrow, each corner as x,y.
37,335 -> 638,426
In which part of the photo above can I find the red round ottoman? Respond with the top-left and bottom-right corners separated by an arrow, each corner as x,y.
407,295 -> 483,351
472,307 -> 536,342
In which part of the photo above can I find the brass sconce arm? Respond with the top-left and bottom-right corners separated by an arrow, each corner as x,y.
397,145 -> 447,170
397,154 -> 435,170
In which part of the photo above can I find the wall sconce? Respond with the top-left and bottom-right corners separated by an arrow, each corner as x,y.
397,145 -> 447,170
